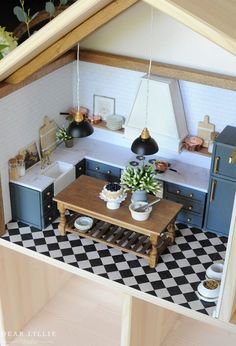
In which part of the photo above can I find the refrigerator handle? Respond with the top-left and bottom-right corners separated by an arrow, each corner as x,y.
213,156 -> 220,173
210,179 -> 217,202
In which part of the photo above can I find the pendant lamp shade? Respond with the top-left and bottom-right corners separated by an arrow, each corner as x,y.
131,128 -> 159,155
67,111 -> 94,138
130,8 -> 159,156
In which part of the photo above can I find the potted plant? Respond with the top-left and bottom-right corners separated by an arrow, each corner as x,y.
0,26 -> 17,59
56,127 -> 73,148
120,163 -> 160,202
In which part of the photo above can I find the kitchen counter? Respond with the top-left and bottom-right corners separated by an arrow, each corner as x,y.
10,137 -> 210,193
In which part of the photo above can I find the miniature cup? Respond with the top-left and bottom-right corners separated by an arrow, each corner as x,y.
206,263 -> 224,282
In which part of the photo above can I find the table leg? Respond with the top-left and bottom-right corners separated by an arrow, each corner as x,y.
149,234 -> 158,268
166,221 -> 176,244
58,203 -> 66,236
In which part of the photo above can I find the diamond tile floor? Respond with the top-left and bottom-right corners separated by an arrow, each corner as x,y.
2,218 -> 227,316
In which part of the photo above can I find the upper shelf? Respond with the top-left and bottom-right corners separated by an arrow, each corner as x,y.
144,0 -> 236,56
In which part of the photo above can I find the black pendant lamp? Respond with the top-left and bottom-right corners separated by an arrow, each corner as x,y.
68,111 -> 94,138
131,128 -> 159,155
130,8 -> 158,156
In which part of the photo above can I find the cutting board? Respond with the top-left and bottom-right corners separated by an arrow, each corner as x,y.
39,116 -> 57,155
197,115 -> 215,148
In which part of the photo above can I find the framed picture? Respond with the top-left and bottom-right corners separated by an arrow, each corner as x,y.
19,141 -> 40,170
93,95 -> 115,120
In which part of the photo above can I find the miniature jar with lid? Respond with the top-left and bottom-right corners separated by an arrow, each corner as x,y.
8,158 -> 19,180
16,154 -> 25,176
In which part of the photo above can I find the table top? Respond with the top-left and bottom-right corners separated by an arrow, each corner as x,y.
54,175 -> 182,236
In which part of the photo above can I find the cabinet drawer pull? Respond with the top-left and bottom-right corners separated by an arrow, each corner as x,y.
229,148 -> 236,164
107,170 -> 111,174
46,191 -> 51,196
95,166 -> 100,171
213,156 -> 220,173
47,204 -> 51,209
188,206 -> 193,211
176,190 -> 181,194
189,193 -> 193,198
210,179 -> 217,202
187,218 -> 191,222
78,167 -> 82,171
48,217 -> 52,221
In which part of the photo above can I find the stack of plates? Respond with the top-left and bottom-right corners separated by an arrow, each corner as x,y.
106,115 -> 124,131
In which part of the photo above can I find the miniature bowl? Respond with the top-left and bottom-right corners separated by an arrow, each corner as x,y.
74,216 -> 93,232
197,279 -> 220,300
206,262 -> 224,281
155,160 -> 168,172
129,202 -> 152,221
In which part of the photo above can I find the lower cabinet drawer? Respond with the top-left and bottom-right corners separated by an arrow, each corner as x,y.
164,187 -> 206,229
86,159 -> 121,179
43,199 -> 56,215
176,210 -> 203,228
165,193 -> 205,214
43,206 -> 58,228
42,184 -> 54,200
76,159 -> 86,178
165,182 -> 206,202
86,169 -> 120,182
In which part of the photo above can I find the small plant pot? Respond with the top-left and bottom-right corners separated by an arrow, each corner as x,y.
131,190 -> 147,203
65,139 -> 73,148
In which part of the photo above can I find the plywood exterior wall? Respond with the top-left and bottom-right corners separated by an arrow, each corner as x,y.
0,178 -> 5,236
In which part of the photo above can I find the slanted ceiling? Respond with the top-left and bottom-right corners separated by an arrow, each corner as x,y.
1,0 -> 236,85
0,0 -> 138,83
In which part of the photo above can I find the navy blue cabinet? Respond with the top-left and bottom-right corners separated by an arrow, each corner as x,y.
86,159 -> 121,182
75,159 -> 86,178
205,126 -> 236,236
10,183 -> 57,229
164,182 -> 206,228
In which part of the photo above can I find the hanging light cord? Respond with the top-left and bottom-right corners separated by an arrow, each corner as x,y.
145,7 -> 154,129
77,43 -> 80,112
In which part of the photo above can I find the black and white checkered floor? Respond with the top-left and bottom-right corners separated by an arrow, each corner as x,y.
2,219 -> 227,316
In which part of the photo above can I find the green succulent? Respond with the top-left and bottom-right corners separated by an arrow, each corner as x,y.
56,127 -> 72,141
0,27 -> 17,59
120,163 -> 160,193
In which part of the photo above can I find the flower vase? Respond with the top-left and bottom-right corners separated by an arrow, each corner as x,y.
131,190 -> 147,202
65,139 -> 73,148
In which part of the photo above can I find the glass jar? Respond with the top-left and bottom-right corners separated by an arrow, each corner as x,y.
8,158 -> 19,180
16,154 -> 25,177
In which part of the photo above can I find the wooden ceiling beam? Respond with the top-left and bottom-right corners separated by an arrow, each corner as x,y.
6,0 -> 139,85
80,49 -> 236,91
0,51 -> 76,99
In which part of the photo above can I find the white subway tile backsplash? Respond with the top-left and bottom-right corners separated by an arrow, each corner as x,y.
79,61 -> 144,118
179,80 -> 236,136
79,62 -> 236,139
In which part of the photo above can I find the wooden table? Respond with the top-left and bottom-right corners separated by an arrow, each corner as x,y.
54,175 -> 182,268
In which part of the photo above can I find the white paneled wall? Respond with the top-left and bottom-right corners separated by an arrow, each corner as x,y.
79,61 -> 236,139
0,64 -> 74,222
79,61 -> 144,118
179,81 -> 236,135
79,61 -> 236,170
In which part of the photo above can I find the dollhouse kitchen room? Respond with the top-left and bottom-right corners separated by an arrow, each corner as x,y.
1,1 -> 236,345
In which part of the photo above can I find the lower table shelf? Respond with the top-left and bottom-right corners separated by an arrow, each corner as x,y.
65,213 -> 173,265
